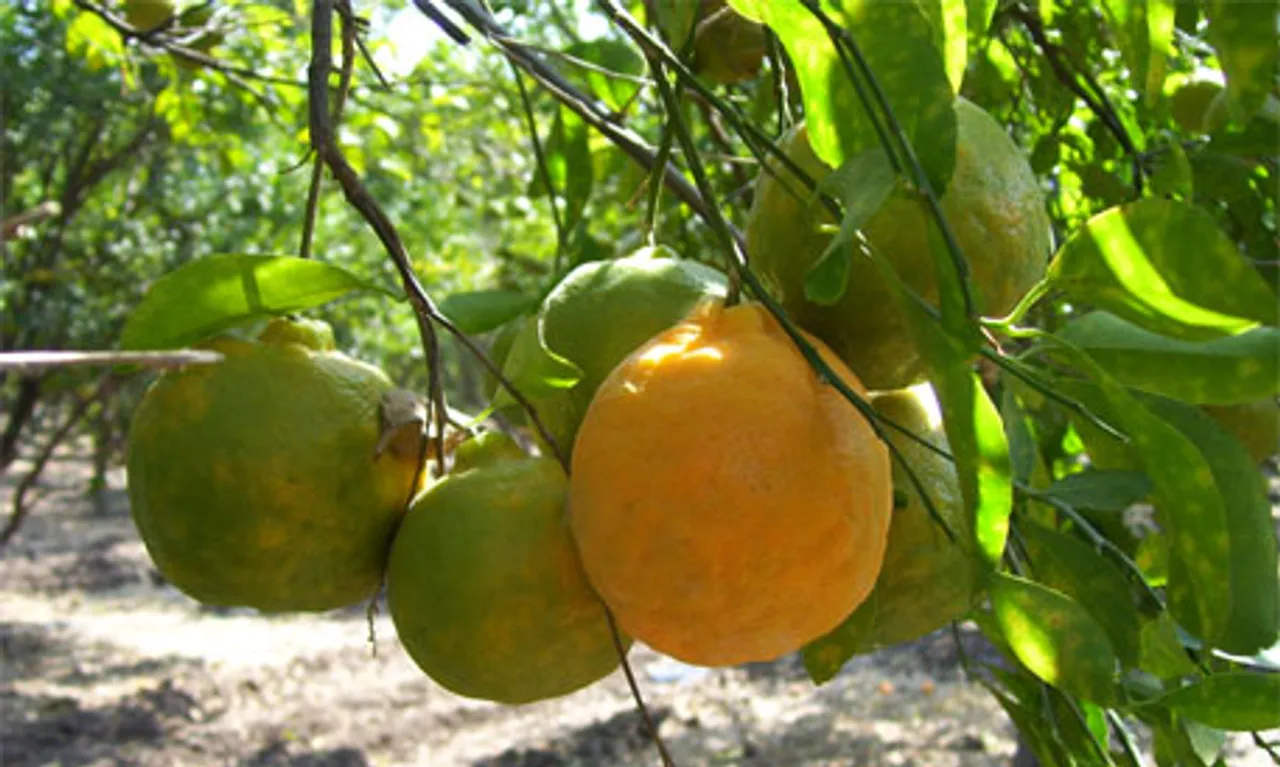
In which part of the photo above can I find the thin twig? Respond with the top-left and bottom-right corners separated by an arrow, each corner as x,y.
307,0 -> 566,472
0,350 -> 224,372
509,62 -> 567,269
1008,3 -> 1144,198
434,0 -> 731,241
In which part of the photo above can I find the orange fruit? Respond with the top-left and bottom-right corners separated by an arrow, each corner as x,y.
568,300 -> 893,666
126,317 -> 423,612
746,97 -> 1052,389
387,432 -> 625,704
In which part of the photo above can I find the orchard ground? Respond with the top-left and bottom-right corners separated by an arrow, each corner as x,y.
1,439 -> 1274,767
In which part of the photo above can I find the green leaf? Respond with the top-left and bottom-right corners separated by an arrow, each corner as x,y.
989,573 -> 1120,704
120,255 -> 384,351
1044,469 -> 1151,512
438,290 -> 537,335
1047,199 -> 1279,340
650,0 -> 700,47
540,107 -> 594,235
1050,375 -> 1232,645
966,0 -> 998,37
564,40 -> 645,114
1139,611 -> 1199,680
1204,0 -> 1280,123
1149,140 -> 1192,199
1141,398 -> 1279,655
1160,673 -> 1280,731
1057,312 -> 1280,405
803,148 -> 897,305
1101,0 -> 1175,105
1019,520 -> 1143,665
732,0 -> 958,192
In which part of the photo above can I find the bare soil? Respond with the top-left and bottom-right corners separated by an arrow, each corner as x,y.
0,443 -> 1270,766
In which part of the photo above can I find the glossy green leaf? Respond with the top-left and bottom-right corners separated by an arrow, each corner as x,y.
1160,673 -> 1280,731
1048,199 -> 1279,340
1019,520 -> 1143,665
803,148 -> 897,305
438,290 -> 537,335
120,255 -> 385,351
1141,398 -> 1279,655
1049,375 -> 1232,645
729,0 -> 957,192
1044,469 -> 1151,512
1058,311 -> 1280,405
1204,0 -> 1280,123
990,573 -> 1119,704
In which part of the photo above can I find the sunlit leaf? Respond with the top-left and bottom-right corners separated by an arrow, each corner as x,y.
1048,199 -> 1278,340
120,255 -> 387,351
1159,673 -> 1280,731
1059,312 -> 1280,405
990,573 -> 1119,704
729,0 -> 958,192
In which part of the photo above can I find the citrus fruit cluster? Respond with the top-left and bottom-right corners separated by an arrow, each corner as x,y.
126,95 -> 1052,703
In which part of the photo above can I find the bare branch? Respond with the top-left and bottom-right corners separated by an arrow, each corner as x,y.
0,350 -> 225,373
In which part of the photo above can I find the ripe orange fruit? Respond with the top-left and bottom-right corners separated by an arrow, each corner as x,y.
804,385 -> 981,680
387,433 -> 625,704
126,317 -> 423,612
568,300 -> 893,666
746,97 -> 1052,390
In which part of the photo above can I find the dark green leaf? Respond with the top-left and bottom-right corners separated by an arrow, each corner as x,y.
120,255 -> 384,351
1170,81 -> 1223,134
1019,520 -> 1143,665
1141,398 -> 1279,655
1204,0 -> 1280,123
1058,312 -> 1280,405
1048,199 -> 1279,340
1160,673 -> 1280,731
438,290 -> 537,335
803,148 -> 896,305
1139,611 -> 1199,680
989,573 -> 1120,704
650,0 -> 700,47
1050,375 -> 1232,645
540,107 -> 594,235
1044,469 -> 1152,512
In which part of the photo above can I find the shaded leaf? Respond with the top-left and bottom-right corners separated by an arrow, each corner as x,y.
990,573 -> 1120,704
120,255 -> 385,351
438,290 -> 537,335
1019,519 -> 1143,665
1204,0 -> 1280,123
1047,199 -> 1278,340
1160,673 -> 1280,731
1058,311 -> 1280,405
1139,611 -> 1199,680
1141,398 -> 1279,655
803,148 -> 897,305
564,40 -> 646,114
1044,469 -> 1152,512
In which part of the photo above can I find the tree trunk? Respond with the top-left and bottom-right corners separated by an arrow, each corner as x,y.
0,375 -> 43,475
